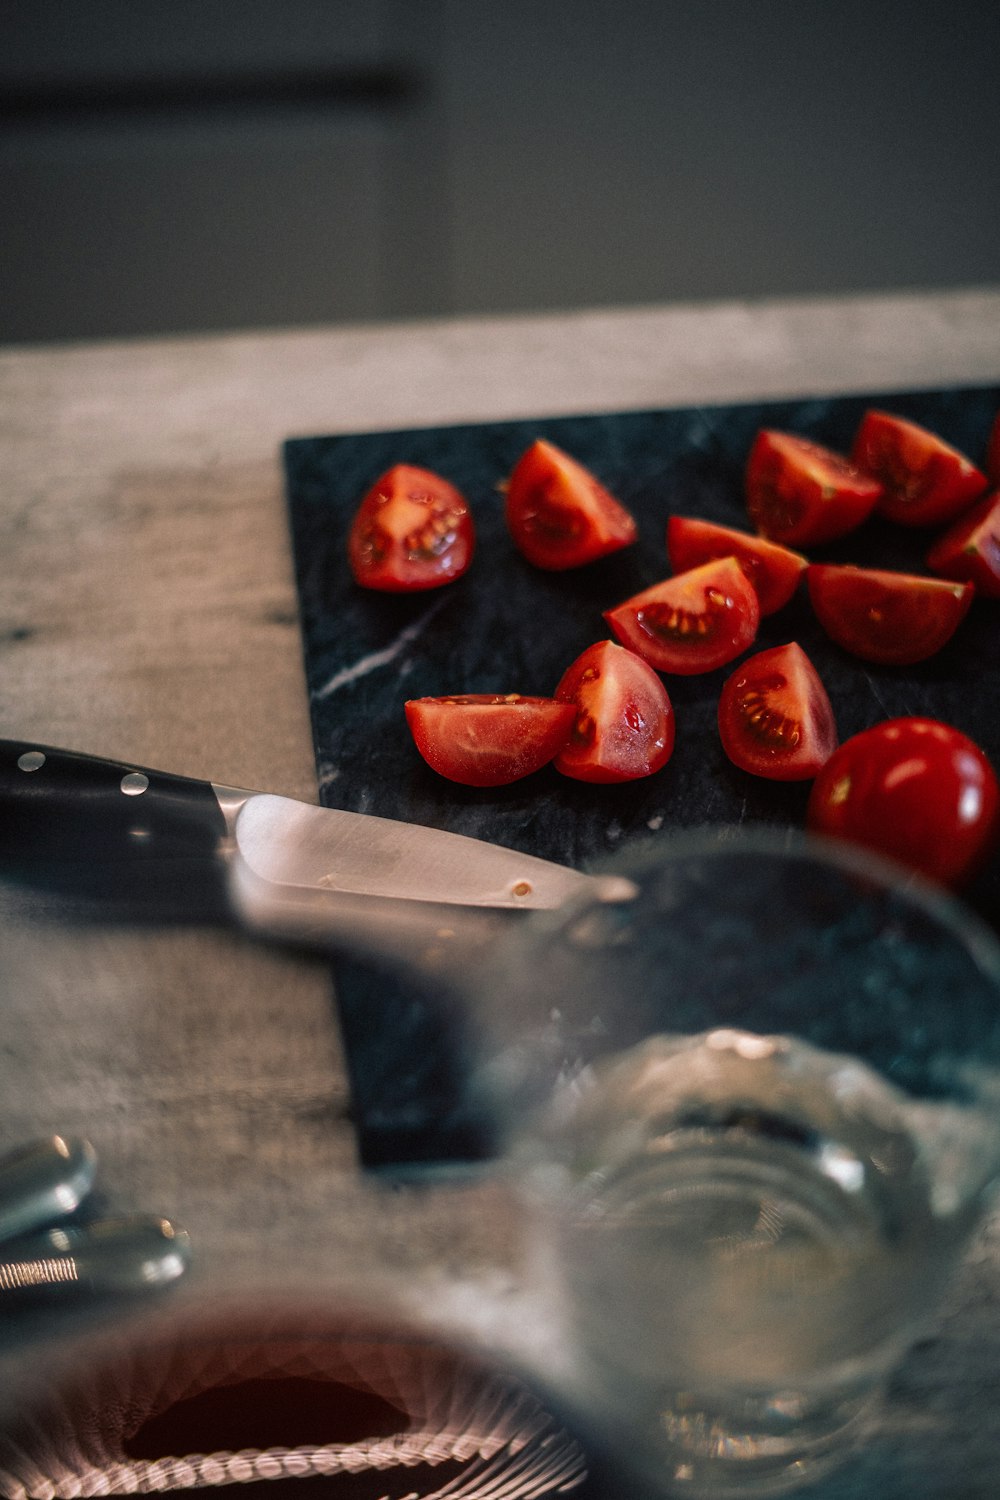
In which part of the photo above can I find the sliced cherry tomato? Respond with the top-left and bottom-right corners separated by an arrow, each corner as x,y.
348,464 -> 474,592
927,489 -> 1000,598
745,430 -> 882,547
807,564 -> 973,666
605,556 -> 759,675
505,439 -> 637,570
553,640 -> 675,783
404,694 -> 574,787
718,642 -> 836,781
666,515 -> 807,615
807,717 -> 1000,887
851,409 -> 987,528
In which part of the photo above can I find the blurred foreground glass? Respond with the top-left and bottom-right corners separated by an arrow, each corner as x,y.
471,831 -> 1000,1498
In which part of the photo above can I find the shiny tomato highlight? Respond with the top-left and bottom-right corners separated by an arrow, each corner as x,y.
718,642 -> 837,781
404,694 -> 574,787
505,439 -> 637,570
851,409 -> 987,528
807,717 -> 1000,887
745,430 -> 883,547
927,489 -> 1000,599
553,640 -> 675,783
348,464 -> 474,591
807,564 -> 973,666
666,515 -> 807,615
605,556 -> 759,675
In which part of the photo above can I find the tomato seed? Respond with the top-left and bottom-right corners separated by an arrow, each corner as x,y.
638,603 -> 717,641
573,711 -> 597,744
739,690 -> 802,748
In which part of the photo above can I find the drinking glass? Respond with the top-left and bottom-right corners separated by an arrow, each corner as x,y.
468,829 -> 1000,1498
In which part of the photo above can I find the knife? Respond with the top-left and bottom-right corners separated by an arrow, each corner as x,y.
0,740 -> 624,973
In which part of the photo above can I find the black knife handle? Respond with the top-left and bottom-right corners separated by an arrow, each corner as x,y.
0,740 -> 231,915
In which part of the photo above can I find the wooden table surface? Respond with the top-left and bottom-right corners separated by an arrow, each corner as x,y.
1,288 -> 999,1496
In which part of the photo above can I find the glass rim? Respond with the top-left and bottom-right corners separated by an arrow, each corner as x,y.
582,822 -> 1000,991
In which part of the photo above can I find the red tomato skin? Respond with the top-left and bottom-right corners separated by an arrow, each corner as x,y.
851,409 -> 988,528
553,640 -> 675,783
926,489 -> 1000,599
666,515 -> 807,615
807,564 -> 973,666
807,718 -> 1000,887
348,464 -> 474,591
604,556 -> 760,676
718,642 -> 837,782
404,695 -> 574,787
745,430 -> 883,547
505,439 -> 637,570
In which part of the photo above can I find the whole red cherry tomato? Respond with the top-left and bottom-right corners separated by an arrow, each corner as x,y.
505,439 -> 637,570
404,694 -> 574,786
926,490 -> 1000,599
348,464 -> 474,591
851,409 -> 987,528
553,640 -> 675,783
745,430 -> 883,547
718,642 -> 837,781
666,515 -> 807,616
807,717 -> 1000,887
605,556 -> 759,675
807,564 -> 974,665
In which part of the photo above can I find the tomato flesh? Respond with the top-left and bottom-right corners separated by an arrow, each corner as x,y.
667,515 -> 807,615
718,642 -> 837,781
927,489 -> 1000,599
605,556 -> 759,675
348,464 -> 474,591
404,694 -> 574,787
505,439 -> 637,570
851,409 -> 987,528
553,640 -> 675,783
745,430 -> 882,547
807,564 -> 973,666
807,717 -> 1000,887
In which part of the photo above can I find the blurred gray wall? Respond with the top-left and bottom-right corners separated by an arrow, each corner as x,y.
2,0 -> 998,344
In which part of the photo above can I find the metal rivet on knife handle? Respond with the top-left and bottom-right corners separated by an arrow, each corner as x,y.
0,1214 -> 191,1296
0,1136 -> 98,1243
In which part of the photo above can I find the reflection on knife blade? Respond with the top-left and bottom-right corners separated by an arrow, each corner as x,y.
0,740 -> 633,972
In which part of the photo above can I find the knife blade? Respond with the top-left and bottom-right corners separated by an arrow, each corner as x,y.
0,740 -> 618,970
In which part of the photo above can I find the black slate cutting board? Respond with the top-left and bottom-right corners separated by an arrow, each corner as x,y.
283,384 -> 1000,1174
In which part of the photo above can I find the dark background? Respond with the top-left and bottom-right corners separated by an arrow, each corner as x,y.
3,0 -> 999,346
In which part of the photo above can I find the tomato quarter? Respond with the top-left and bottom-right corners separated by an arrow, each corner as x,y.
745,429 -> 883,547
348,464 -> 474,591
851,409 -> 987,528
605,556 -> 760,675
667,515 -> 807,615
404,694 -> 574,787
807,564 -> 973,666
927,489 -> 1000,599
553,640 -> 675,783
807,717 -> 1000,887
505,439 -> 637,570
718,642 -> 837,781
